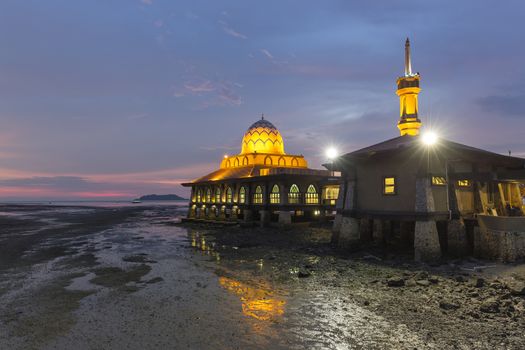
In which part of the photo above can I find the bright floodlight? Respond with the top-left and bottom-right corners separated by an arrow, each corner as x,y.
326,147 -> 338,160
422,131 -> 438,146
223,154 -> 228,159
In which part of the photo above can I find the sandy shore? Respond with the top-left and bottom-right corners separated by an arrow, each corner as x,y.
0,204 -> 524,349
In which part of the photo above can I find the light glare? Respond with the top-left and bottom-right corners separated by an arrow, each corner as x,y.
422,132 -> 438,146
326,147 -> 338,160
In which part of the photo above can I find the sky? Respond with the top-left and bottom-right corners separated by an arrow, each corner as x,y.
0,0 -> 524,200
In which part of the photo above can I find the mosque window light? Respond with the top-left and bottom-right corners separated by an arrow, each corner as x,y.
457,180 -> 471,188
270,184 -> 280,204
253,186 -> 263,204
206,188 -> 212,203
215,188 -> 222,203
432,176 -> 447,186
239,187 -> 246,204
305,184 -> 319,204
383,177 -> 396,195
288,184 -> 300,204
226,187 -> 233,203
196,189 -> 202,202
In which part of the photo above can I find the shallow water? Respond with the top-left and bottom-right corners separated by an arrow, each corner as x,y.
1,205 -> 521,349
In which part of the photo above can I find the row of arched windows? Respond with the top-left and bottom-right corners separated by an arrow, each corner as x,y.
194,184 -> 319,205
225,156 -> 301,168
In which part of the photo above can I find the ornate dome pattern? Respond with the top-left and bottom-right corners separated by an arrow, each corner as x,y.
241,118 -> 285,155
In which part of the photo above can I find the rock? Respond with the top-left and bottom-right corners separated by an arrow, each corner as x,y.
480,298 -> 500,313
439,301 -> 460,310
416,279 -> 431,287
455,276 -> 466,283
429,277 -> 439,284
364,300 -> 370,306
506,281 -> 525,296
474,278 -> 485,288
415,271 -> 429,280
387,277 -> 405,287
298,270 -> 311,278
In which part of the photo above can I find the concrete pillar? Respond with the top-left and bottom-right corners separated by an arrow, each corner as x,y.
360,218 -> 373,242
400,221 -> 414,246
260,210 -> 270,228
414,177 -> 441,262
447,219 -> 469,256
372,219 -> 385,244
243,209 -> 253,223
338,217 -> 360,248
332,214 -> 343,244
278,211 -> 292,225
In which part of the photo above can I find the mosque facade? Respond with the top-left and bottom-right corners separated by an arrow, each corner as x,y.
182,118 -> 340,225
331,39 -> 525,262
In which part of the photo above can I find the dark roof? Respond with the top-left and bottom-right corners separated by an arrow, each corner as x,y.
328,135 -> 525,170
247,119 -> 278,131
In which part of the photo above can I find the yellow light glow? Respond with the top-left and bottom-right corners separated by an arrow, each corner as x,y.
224,154 -> 228,159
422,131 -> 438,145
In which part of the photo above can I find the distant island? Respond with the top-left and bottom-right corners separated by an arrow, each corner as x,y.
136,194 -> 188,201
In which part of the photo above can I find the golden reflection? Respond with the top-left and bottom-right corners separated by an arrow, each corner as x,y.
218,277 -> 285,322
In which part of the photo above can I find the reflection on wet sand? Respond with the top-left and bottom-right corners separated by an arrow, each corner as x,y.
188,231 -> 286,327
218,276 -> 285,322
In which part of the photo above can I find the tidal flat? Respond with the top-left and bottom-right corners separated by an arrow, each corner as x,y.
0,205 -> 524,349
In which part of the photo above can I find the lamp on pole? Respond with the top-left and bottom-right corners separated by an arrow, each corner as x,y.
326,147 -> 338,177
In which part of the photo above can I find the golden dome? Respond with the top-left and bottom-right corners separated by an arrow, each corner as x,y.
241,118 -> 285,155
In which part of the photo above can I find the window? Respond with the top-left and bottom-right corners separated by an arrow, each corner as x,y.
305,184 -> 319,204
457,180 -> 471,187
253,186 -> 263,204
270,184 -> 280,204
239,187 -> 246,204
264,156 -> 273,166
226,187 -> 233,203
432,176 -> 446,186
288,184 -> 300,204
196,189 -> 202,202
383,177 -> 396,195
215,188 -> 221,203
323,186 -> 340,205
206,188 -> 212,203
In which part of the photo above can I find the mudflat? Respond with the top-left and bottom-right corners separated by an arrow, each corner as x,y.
0,205 -> 524,349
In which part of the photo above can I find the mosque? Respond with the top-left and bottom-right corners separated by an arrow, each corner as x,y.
182,117 -> 340,225
331,39 -> 525,262
184,38 -> 525,262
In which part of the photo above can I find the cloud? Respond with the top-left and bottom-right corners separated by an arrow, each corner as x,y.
141,0 -> 153,5
476,94 -> 525,117
184,80 -> 215,93
260,49 -> 274,60
154,19 -> 163,27
219,21 -> 247,39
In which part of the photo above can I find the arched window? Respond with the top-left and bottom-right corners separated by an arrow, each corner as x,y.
270,184 -> 280,204
239,186 -> 246,204
278,157 -> 286,166
292,158 -> 299,167
226,160 -> 231,168
264,156 -> 273,166
206,188 -> 212,203
196,189 -> 202,202
305,184 -> 318,204
226,187 -> 233,203
253,186 -> 263,204
215,187 -> 221,203
288,184 -> 300,204
234,158 -> 240,167
242,156 -> 249,166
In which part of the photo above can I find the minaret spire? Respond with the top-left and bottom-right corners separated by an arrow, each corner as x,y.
404,37 -> 412,76
396,38 -> 422,136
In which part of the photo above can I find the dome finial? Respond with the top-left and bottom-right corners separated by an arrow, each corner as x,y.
261,113 -> 264,120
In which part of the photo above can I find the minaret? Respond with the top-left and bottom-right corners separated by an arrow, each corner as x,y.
397,38 -> 422,136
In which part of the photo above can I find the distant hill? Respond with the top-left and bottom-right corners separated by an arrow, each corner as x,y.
137,194 -> 187,201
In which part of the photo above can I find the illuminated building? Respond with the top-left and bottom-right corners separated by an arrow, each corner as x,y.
182,117 -> 340,225
331,39 -> 525,262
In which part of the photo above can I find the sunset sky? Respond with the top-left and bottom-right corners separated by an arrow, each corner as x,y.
0,0 -> 524,200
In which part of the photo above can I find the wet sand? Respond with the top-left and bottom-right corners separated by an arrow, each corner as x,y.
0,205 -> 524,349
